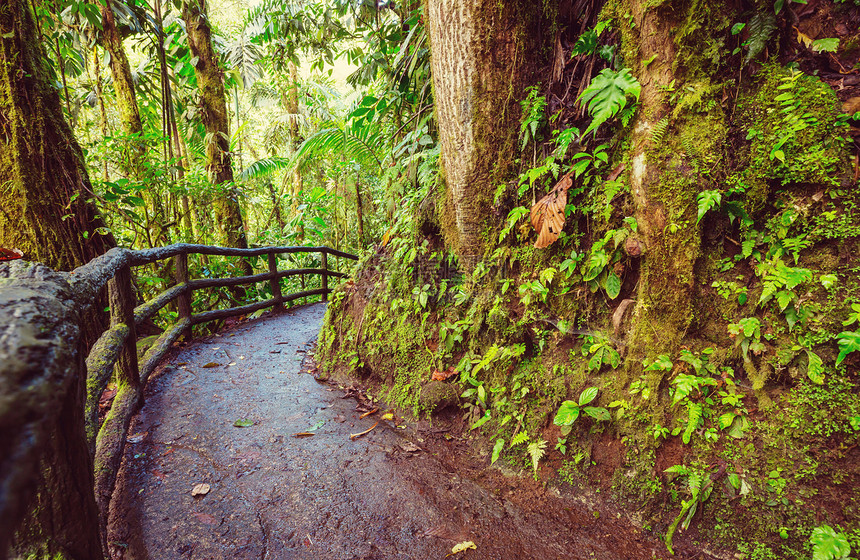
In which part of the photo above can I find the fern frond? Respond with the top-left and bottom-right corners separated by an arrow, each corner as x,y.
527,439 -> 548,473
745,13 -> 776,63
509,431 -> 529,447
651,117 -> 669,146
682,402 -> 704,444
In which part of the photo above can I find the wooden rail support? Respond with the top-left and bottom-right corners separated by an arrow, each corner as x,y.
321,250 -> 329,302
109,264 -> 140,395
268,251 -> 283,312
175,252 -> 192,341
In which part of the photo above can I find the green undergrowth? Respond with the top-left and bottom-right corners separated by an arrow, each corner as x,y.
318,60 -> 860,558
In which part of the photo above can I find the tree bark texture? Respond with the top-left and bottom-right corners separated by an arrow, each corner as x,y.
425,0 -> 549,264
614,0 -> 732,378
100,0 -> 143,141
0,0 -> 115,271
181,0 -> 248,250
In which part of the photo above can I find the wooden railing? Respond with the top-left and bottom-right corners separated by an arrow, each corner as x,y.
0,243 -> 357,560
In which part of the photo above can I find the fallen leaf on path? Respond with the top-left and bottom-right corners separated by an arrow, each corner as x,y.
293,432 -> 315,438
192,512 -> 218,525
191,483 -> 210,497
381,412 -> 394,421
0,248 -> 24,261
127,432 -> 146,444
228,362 -> 237,366
359,408 -> 378,419
233,419 -> 254,427
448,541 -> 477,556
399,441 -> 421,453
350,421 -> 379,441
202,362 -> 221,368
431,366 -> 457,381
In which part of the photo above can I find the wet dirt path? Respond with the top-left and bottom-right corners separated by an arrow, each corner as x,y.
108,303 -> 705,560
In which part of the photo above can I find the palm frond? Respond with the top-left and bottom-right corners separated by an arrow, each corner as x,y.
293,124 -> 383,170
239,157 -> 292,181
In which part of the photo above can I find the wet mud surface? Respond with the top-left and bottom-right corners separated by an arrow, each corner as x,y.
108,304 -> 715,560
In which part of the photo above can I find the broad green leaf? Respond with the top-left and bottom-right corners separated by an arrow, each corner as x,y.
812,38 -> 840,53
718,412 -> 735,430
584,406 -> 611,422
554,401 -> 581,426
491,438 -> 505,464
810,525 -> 851,560
806,350 -> 825,384
578,68 -> 641,137
645,354 -> 673,371
579,386 -> 599,406
605,271 -> 621,299
470,411 -> 492,430
836,331 -> 860,366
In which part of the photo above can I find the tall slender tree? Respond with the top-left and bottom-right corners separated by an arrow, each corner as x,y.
181,0 -> 249,250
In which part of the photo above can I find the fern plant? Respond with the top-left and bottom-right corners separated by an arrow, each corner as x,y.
527,439 -> 548,476
650,116 -> 669,146
578,68 -> 641,138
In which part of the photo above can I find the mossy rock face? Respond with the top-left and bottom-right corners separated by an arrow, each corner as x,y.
419,381 -> 461,412
737,64 -> 851,211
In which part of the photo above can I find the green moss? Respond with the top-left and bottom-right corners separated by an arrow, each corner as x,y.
736,64 -> 851,212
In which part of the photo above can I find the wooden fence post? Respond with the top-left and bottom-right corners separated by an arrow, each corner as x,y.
175,252 -> 192,340
268,251 -> 283,312
108,264 -> 139,392
321,250 -> 328,302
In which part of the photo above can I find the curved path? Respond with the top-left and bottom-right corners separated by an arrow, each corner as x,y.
108,303 -> 708,560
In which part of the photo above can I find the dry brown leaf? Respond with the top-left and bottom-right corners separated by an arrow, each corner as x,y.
431,366 -> 457,381
530,173 -> 573,249
349,421 -> 379,441
293,432 -> 315,438
795,26 -> 814,48
191,483 -> 211,497
359,408 -> 378,419
192,512 -> 218,525
201,362 -> 221,368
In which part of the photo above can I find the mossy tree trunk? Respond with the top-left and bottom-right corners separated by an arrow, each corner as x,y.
181,0 -> 249,251
612,0 -> 732,384
426,0 -> 549,265
101,0 -> 143,150
0,0 -> 115,272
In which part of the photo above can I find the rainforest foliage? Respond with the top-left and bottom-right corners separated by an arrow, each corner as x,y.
3,0 -> 860,557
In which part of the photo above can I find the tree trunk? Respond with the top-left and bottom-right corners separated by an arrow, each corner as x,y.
287,61 -> 303,215
355,176 -> 365,246
426,0 -> 548,266
181,0 -> 249,251
0,0 -> 115,272
101,0 -> 143,143
614,0 -> 726,383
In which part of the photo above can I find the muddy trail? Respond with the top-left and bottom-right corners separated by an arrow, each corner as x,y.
108,303 -> 717,560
